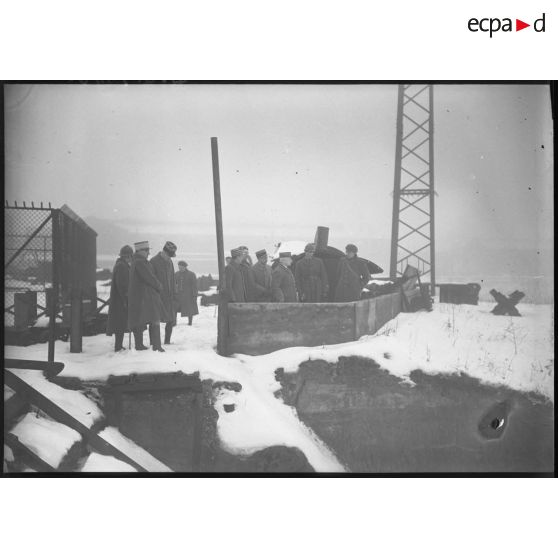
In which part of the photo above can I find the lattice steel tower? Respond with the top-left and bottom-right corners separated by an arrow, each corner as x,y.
389,84 -> 436,293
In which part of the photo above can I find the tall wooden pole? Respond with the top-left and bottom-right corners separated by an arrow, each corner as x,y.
211,137 -> 228,355
428,85 -> 436,296
48,209 -> 60,362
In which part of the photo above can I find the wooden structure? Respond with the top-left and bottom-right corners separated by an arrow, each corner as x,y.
224,292 -> 402,356
439,283 -> 481,305
4,359 -> 168,472
490,289 -> 525,316
210,139 -> 394,357
4,202 -> 98,360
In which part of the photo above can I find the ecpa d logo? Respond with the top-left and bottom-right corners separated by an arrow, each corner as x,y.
468,13 -> 545,37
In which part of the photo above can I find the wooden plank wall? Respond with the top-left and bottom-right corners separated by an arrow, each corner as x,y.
227,302 -> 355,355
227,293 -> 402,356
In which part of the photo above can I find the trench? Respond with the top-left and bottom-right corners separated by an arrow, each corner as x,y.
276,356 -> 554,473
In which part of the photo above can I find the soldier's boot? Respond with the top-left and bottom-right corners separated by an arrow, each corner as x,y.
188,316 -> 193,326
164,323 -> 173,344
151,324 -> 165,352
133,329 -> 148,350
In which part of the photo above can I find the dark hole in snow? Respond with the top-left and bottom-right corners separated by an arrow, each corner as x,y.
383,353 -> 392,360
224,404 -> 235,413
491,418 -> 504,430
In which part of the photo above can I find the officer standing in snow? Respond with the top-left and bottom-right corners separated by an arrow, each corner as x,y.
272,252 -> 298,302
127,241 -> 164,351
106,245 -> 133,352
175,260 -> 199,325
150,241 -> 177,346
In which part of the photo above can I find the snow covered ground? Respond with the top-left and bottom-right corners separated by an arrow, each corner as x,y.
10,412 -> 81,469
81,452 -> 136,473
4,300 -> 554,472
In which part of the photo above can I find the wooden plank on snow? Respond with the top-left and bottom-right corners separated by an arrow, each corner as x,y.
4,358 -> 65,378
4,368 -> 155,472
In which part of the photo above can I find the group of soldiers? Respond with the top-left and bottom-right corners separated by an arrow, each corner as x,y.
223,243 -> 371,303
106,240 -> 372,352
106,240 -> 199,352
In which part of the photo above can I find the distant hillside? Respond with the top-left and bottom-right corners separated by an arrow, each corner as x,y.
87,216 -> 552,281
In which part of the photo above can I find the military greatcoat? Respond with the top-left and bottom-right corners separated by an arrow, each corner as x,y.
150,252 -> 177,325
272,264 -> 298,302
106,257 -> 130,335
334,256 -> 371,302
294,256 -> 329,302
128,252 -> 163,330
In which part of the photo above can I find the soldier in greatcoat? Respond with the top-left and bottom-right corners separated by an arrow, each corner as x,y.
106,245 -> 133,352
334,243 -> 371,302
150,241 -> 177,345
252,249 -> 273,301
127,241 -> 164,351
224,248 -> 246,302
238,246 -> 257,302
294,243 -> 329,303
272,252 -> 298,302
175,260 -> 199,325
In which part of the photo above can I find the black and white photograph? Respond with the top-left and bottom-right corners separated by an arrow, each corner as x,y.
2,82 -> 554,475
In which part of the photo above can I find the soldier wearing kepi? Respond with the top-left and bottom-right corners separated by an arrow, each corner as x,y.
252,249 -> 273,301
175,260 -> 199,325
128,241 -> 164,351
272,252 -> 298,302
294,243 -> 329,302
224,248 -> 246,302
150,241 -> 177,346
334,243 -> 371,302
106,245 -> 133,352
238,246 -> 257,302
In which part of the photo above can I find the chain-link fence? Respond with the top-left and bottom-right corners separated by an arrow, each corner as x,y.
4,203 -> 98,332
5,206 -> 53,292
5,205 -> 54,328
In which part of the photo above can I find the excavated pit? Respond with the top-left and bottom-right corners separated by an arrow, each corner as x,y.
276,356 -> 554,473
51,372 -> 314,473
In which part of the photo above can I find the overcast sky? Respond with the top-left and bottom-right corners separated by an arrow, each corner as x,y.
4,83 -> 553,253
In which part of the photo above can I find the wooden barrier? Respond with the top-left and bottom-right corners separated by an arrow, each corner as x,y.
226,292 -> 402,356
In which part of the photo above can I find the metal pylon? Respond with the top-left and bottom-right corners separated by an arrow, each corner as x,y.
389,84 -> 436,294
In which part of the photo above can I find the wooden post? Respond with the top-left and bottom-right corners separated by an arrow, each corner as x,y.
47,287 -> 56,362
428,84 -> 436,296
14,293 -> 30,331
70,289 -> 82,353
211,137 -> 228,356
48,209 -> 60,363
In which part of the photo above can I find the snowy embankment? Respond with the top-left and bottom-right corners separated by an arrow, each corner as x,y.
5,301 -> 554,472
10,413 -> 81,469
241,301 -> 554,401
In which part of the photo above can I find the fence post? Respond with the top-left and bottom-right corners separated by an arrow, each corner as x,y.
14,293 -> 30,331
47,288 -> 56,362
70,289 -> 83,353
